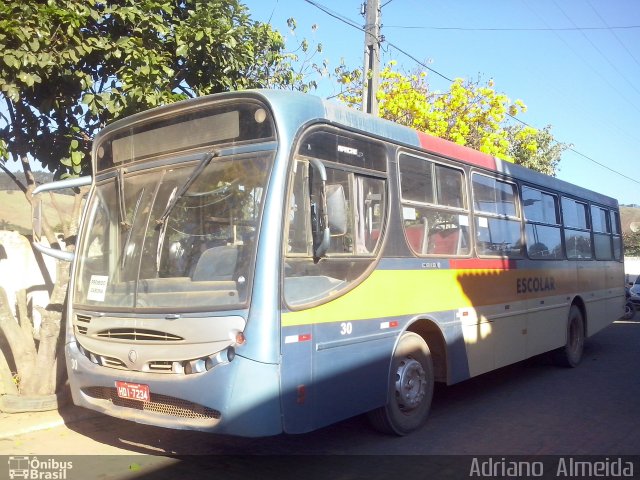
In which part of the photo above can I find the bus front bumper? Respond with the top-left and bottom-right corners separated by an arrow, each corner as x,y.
65,341 -> 283,437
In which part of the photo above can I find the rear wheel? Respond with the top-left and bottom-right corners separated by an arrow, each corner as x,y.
368,332 -> 434,435
623,301 -> 635,320
552,305 -> 585,368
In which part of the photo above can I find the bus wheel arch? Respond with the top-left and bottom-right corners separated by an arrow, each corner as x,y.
406,319 -> 448,383
367,319 -> 444,436
552,302 -> 586,368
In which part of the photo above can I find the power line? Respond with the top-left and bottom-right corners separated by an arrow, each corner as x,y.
384,39 -> 640,188
552,0 -> 640,102
301,0 -> 640,186
302,0 -> 363,32
567,148 -> 640,185
520,0 -> 640,147
267,0 -> 278,24
384,24 -> 640,32
384,41 -> 454,83
587,1 -> 640,72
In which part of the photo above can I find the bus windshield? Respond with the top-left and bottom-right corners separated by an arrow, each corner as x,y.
74,152 -> 272,311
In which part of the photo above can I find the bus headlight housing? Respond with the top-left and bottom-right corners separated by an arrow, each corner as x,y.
185,347 -> 235,375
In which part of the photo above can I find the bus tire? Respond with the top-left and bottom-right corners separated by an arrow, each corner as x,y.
552,305 -> 585,368
367,332 -> 434,436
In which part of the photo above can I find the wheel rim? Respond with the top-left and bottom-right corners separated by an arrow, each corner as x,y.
394,357 -> 427,413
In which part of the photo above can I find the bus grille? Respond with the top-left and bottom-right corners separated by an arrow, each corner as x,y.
95,328 -> 184,342
75,314 -> 91,335
82,386 -> 221,420
148,361 -> 174,372
100,356 -> 127,369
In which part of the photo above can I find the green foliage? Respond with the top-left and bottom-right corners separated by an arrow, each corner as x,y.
623,231 -> 640,257
505,125 -> 570,176
0,0 -> 313,177
338,62 -> 566,174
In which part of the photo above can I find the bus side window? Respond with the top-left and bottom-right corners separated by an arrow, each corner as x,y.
284,130 -> 388,308
472,174 -> 523,258
354,175 -> 385,254
611,210 -> 622,260
591,205 -> 613,260
428,224 -> 466,255
399,154 -> 469,256
522,186 -> 563,260
561,197 -> 592,259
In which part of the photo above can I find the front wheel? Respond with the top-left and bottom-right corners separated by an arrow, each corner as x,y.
623,301 -> 636,320
552,305 -> 585,368
367,332 -> 434,435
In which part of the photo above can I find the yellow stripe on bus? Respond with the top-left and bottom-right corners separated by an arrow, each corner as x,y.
283,269 -> 475,327
281,265 -> 609,327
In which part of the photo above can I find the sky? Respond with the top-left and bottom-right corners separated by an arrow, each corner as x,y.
243,0 -> 640,206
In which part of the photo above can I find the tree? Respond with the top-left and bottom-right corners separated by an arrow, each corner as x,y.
0,0 -> 316,401
505,125 -> 570,176
623,231 -> 640,257
338,62 -> 566,174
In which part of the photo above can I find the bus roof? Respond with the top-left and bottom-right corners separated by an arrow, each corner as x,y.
95,89 -> 618,209
252,90 -> 618,208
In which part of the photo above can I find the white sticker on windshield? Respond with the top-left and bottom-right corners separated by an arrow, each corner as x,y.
403,207 -> 417,220
87,275 -> 109,302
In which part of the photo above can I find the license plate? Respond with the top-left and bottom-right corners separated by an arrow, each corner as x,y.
115,381 -> 150,402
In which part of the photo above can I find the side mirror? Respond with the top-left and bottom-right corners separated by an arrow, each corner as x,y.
308,159 -> 350,261
308,158 -> 330,261
326,184 -> 348,235
31,175 -> 92,262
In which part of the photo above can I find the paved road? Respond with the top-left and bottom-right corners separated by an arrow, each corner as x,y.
2,318 -> 639,477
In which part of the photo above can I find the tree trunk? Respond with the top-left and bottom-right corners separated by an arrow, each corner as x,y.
0,287 -> 37,389
19,258 -> 70,395
16,289 -> 33,340
0,350 -> 19,396
1,182 -> 85,399
22,309 -> 60,395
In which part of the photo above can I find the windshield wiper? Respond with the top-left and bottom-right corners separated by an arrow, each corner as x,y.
120,187 -> 145,269
155,150 -> 220,228
155,150 -> 219,272
115,168 -> 128,229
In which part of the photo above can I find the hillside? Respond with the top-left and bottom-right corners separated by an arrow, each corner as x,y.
621,206 -> 640,234
0,190 -> 77,235
0,171 -> 55,190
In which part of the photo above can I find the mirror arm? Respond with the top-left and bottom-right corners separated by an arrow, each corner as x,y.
33,243 -> 75,262
32,175 -> 92,195
32,175 -> 91,262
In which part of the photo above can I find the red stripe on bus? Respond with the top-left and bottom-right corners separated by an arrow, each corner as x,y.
449,258 -> 516,270
417,131 -> 497,170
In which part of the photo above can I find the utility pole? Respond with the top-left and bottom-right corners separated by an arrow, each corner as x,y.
361,0 -> 381,115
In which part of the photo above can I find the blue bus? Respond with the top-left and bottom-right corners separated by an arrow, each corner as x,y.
34,90 -> 624,437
